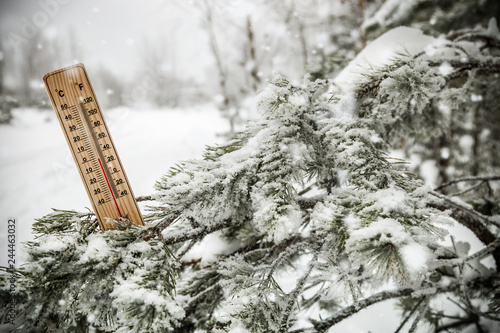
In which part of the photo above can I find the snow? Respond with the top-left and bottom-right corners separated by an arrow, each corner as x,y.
471,93 -> 483,102
37,234 -> 75,252
400,242 -> 431,273
181,231 -> 241,264
363,188 -> 407,215
487,17 -> 500,37
0,106 -> 228,266
335,27 -> 440,90
79,234 -> 112,263
420,160 -> 439,188
87,313 -> 96,323
344,213 -> 360,229
347,218 -> 409,247
459,135 -> 474,153
362,0 -> 417,32
438,62 -> 454,76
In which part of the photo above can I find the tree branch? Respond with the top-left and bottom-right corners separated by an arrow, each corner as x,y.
429,192 -> 500,271
153,218 -> 244,245
394,297 -> 427,333
311,276 -> 499,332
434,175 -> 500,191
435,314 -> 481,332
279,246 -> 321,333
136,195 -> 153,202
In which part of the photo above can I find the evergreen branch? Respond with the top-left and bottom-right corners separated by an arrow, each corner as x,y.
462,290 -> 500,323
249,238 -> 308,327
465,237 -> 500,263
183,282 -> 223,315
450,181 -> 487,197
427,58 -> 500,72
136,195 -> 154,202
429,192 -> 500,271
434,175 -> 500,191
176,238 -> 198,259
435,315 -> 481,332
355,57 -> 500,102
238,234 -> 304,268
261,239 -> 306,279
278,246 -> 321,333
158,219 -> 244,245
453,32 -> 500,49
432,237 -> 500,272
297,196 -> 323,210
440,59 -> 500,81
431,191 -> 500,228
311,276 -> 499,332
407,298 -> 429,333
394,297 -> 427,333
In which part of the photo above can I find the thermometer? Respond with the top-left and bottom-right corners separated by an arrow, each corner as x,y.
43,63 -> 144,230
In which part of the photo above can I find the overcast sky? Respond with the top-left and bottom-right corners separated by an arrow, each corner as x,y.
0,0 -> 217,80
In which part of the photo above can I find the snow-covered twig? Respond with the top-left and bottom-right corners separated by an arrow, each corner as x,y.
183,282 -> 223,316
430,191 -> 500,270
465,237 -> 500,263
158,219 -> 244,245
434,175 -> 500,191
450,181 -> 487,197
394,297 -> 427,333
310,276 -> 499,332
136,195 -> 154,202
407,297 -> 429,333
278,244 -> 322,333
431,191 -> 500,229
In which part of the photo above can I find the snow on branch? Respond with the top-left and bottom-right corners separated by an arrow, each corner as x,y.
310,276 -> 500,333
434,175 -> 500,191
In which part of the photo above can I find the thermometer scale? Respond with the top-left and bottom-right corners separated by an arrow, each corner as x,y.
43,63 -> 144,230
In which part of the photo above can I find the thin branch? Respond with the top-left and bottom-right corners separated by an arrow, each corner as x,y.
394,297 -> 427,333
461,276 -> 500,323
246,15 -> 260,92
435,315 -> 479,332
440,59 -> 500,81
279,245 -> 321,333
432,237 -> 500,276
311,276 -> 498,332
298,184 -> 315,196
429,191 -> 500,271
450,181 -> 486,197
136,195 -> 153,202
434,175 -> 500,191
431,191 -> 500,228
202,0 -> 230,109
261,240 -> 306,280
184,282 -> 223,315
154,218 -> 244,245
408,298 -> 429,333
465,237 -> 500,263
454,32 -> 500,49
297,196 -> 322,210
176,238 -> 199,259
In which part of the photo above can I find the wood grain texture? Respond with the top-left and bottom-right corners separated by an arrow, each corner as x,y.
44,63 -> 144,230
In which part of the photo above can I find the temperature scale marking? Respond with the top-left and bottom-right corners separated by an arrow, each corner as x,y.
43,63 -> 144,230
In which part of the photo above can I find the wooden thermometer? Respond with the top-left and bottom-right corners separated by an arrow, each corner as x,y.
43,63 -> 144,230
